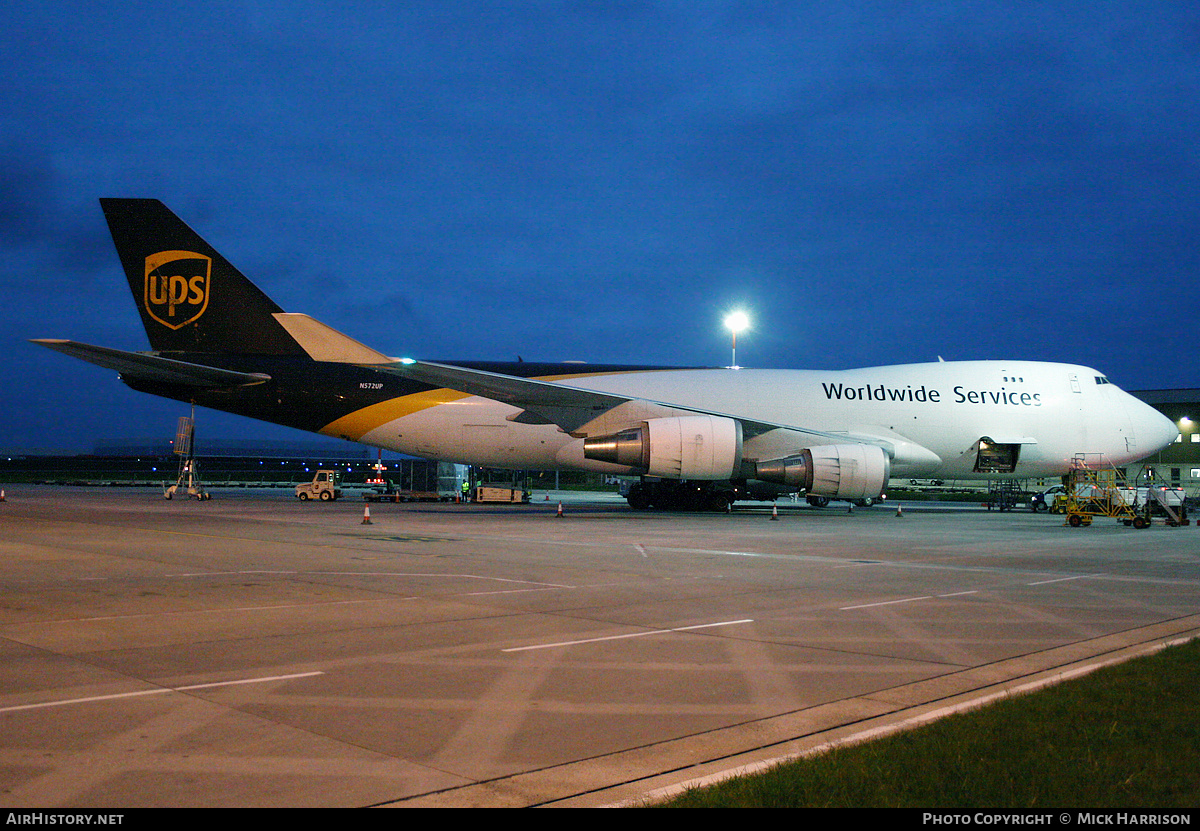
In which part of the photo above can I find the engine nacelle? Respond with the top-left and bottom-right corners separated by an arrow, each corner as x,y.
583,416 -> 743,480
754,444 -> 890,500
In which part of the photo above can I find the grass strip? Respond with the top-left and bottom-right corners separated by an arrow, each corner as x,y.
654,638 -> 1200,808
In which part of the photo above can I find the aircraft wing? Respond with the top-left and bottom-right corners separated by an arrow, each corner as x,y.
371,359 -> 635,432
374,359 -> 892,450
31,340 -> 272,388
273,311 -> 898,450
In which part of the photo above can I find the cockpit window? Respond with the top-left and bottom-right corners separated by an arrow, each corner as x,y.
1095,376 -> 1110,385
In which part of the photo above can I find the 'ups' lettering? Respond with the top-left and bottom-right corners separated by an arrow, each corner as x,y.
143,250 -> 211,330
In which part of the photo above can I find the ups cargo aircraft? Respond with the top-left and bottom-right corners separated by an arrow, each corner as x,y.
34,199 -> 1179,511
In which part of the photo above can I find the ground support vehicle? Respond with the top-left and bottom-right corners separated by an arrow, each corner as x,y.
363,490 -> 442,503
1030,484 -> 1068,512
295,470 -> 341,501
1126,483 -> 1189,527
1061,467 -> 1191,528
474,485 -> 530,503
1063,467 -> 1139,527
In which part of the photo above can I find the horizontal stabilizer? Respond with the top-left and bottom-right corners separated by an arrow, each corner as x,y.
271,313 -> 392,363
31,340 -> 271,388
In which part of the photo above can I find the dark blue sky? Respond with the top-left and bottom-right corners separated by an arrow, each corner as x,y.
3,2 -> 1198,453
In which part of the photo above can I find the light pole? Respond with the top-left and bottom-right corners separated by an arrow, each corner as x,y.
723,310 -> 749,368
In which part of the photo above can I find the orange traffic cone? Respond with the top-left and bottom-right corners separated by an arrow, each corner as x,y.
0,489 -> 6,502
895,504 -> 904,517
556,501 -> 564,518
770,503 -> 779,520
361,505 -> 372,525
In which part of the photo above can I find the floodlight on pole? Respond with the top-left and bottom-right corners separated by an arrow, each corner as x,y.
723,310 -> 749,368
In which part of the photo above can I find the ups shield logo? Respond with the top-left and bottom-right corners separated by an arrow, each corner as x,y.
144,250 -> 211,329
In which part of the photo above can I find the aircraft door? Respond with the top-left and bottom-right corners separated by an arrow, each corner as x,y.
973,437 -> 1020,473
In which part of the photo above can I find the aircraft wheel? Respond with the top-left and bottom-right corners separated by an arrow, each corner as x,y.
626,485 -> 651,510
806,496 -> 829,508
1068,514 -> 1083,527
706,492 -> 730,513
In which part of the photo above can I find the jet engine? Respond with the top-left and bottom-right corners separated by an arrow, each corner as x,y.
754,444 -> 890,500
583,415 -> 743,480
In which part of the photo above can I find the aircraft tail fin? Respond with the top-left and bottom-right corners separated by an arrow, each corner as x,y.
100,198 -> 306,355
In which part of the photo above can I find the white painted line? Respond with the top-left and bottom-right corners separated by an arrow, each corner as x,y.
168,569 -> 573,589
1027,573 -> 1104,586
841,596 -> 932,610
0,671 -> 325,714
73,600 -> 371,622
842,576 -> 1103,611
502,619 -> 754,653
167,570 -> 298,577
176,672 -> 324,691
310,571 -> 574,588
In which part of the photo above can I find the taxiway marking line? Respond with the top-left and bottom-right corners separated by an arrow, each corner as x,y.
502,619 -> 755,653
841,590 -> 977,610
841,578 -> 1109,610
0,671 -> 325,714
841,596 -> 933,610
1027,573 -> 1105,586
166,569 -> 572,588
465,587 -> 565,596
73,600 -> 370,622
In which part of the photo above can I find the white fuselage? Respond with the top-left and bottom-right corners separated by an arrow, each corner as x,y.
356,361 -> 1177,480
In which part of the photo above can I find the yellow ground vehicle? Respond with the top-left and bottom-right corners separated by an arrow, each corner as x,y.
1063,467 -> 1138,527
1064,465 -> 1188,528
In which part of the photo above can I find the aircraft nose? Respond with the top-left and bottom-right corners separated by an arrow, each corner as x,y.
1135,401 -> 1179,455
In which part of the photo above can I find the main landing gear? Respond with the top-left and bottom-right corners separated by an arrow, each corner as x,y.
625,480 -> 734,512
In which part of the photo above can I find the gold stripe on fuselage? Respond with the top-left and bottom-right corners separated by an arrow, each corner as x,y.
318,367 -> 689,441
319,388 -> 471,440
